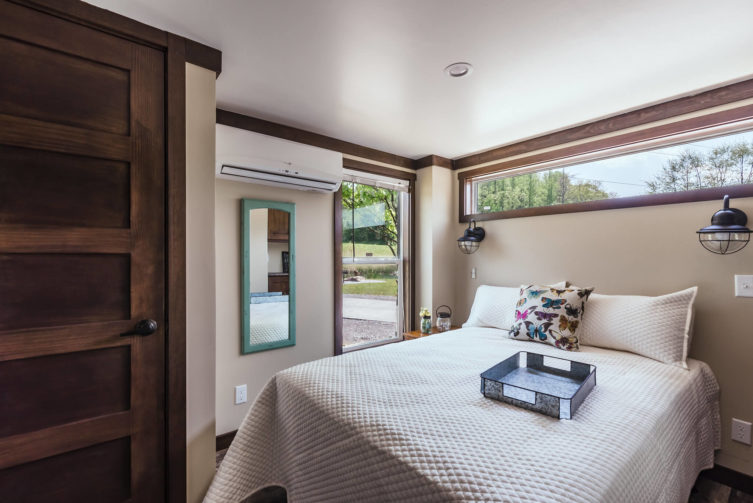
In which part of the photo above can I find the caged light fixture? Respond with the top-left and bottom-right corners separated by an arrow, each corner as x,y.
697,195 -> 751,255
458,220 -> 485,254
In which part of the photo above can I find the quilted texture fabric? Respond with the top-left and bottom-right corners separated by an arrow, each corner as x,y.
509,285 -> 592,350
579,287 -> 697,368
205,328 -> 720,503
463,281 -> 567,331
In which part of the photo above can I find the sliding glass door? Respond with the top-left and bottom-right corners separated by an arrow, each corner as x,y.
340,174 -> 409,350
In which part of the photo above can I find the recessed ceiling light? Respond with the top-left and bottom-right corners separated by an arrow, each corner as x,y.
444,62 -> 473,78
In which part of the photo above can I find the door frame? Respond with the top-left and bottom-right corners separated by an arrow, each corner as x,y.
7,2 -> 221,501
334,159 -> 416,355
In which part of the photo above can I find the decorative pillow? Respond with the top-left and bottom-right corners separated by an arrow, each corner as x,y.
578,287 -> 697,368
463,281 -> 568,331
509,285 -> 593,351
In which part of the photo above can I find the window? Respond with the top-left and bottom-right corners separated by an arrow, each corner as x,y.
461,121 -> 753,220
339,172 -> 411,351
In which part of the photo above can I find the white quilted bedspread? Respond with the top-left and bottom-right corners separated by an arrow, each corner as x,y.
205,328 -> 720,503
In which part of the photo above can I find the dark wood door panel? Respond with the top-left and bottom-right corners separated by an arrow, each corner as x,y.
0,0 -> 134,70
0,36 -> 130,135
0,437 -> 131,503
0,145 -> 130,228
0,253 -> 131,331
0,411 -> 131,470
0,2 -> 167,499
0,113 -> 131,161
0,347 -> 130,437
0,320 -> 132,362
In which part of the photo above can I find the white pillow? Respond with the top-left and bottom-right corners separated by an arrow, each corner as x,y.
578,287 -> 698,368
463,281 -> 567,331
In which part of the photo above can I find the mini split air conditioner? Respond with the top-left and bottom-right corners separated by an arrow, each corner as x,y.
216,124 -> 343,192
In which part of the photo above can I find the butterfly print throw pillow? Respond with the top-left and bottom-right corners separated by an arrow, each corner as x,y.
509,284 -> 593,351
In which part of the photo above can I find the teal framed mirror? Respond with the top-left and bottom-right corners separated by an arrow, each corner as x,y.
241,199 -> 296,354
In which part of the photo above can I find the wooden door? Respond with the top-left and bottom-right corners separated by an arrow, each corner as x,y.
0,2 -> 166,501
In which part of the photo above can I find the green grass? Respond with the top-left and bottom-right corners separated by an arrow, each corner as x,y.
342,242 -> 395,257
343,280 -> 398,296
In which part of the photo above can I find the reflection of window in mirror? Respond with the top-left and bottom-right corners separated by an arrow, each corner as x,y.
242,200 -> 295,354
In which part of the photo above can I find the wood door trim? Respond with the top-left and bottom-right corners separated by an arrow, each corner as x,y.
333,188 -> 343,356
0,411 -> 131,469
185,38 -> 222,75
0,114 -> 131,161
7,0 -> 221,76
217,108 -> 416,170
0,321 -> 133,362
0,227 -> 130,253
7,0 -> 167,48
165,32 -> 187,503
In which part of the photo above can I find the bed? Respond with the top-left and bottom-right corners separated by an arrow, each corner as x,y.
206,327 -> 720,502
248,296 -> 289,344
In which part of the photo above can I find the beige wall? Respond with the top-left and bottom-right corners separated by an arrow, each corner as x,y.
215,179 -> 334,434
185,64 -> 217,502
448,173 -> 753,475
415,166 -> 456,318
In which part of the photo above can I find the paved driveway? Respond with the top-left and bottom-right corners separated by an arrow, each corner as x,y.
343,295 -> 396,322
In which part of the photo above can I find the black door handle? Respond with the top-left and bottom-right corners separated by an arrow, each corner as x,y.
120,319 -> 158,337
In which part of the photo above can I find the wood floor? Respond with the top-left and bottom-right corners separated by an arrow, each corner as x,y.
689,477 -> 753,503
217,448 -> 752,502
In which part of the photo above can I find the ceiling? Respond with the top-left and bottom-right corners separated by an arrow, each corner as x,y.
85,0 -> 753,160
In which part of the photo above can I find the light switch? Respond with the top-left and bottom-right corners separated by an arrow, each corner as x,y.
734,275 -> 753,297
471,267 -> 476,279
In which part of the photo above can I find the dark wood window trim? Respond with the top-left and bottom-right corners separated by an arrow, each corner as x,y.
334,160 -> 416,356
454,77 -> 753,170
458,101 -> 753,223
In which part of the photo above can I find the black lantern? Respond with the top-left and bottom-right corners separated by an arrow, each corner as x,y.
697,195 -> 751,255
458,219 -> 485,254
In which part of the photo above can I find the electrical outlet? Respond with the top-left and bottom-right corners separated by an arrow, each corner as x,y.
734,275 -> 753,297
234,384 -> 247,405
471,267 -> 476,279
731,418 -> 752,445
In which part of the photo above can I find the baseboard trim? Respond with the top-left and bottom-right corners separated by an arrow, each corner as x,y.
700,464 -> 753,495
216,430 -> 237,452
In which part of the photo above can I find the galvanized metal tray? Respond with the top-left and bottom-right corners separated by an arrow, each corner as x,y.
480,351 -> 596,419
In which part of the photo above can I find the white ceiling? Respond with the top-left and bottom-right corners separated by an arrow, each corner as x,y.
86,0 -> 753,160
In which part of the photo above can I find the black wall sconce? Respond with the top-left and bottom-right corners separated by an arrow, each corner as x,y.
458,220 -> 485,254
697,195 -> 751,255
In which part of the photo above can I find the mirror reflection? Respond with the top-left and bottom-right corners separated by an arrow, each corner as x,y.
242,200 -> 295,353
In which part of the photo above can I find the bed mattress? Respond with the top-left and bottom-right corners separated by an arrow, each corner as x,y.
206,327 -> 720,503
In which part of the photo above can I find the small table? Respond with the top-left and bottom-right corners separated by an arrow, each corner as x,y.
403,326 -> 461,340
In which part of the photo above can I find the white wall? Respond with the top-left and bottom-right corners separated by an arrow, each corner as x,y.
185,63 -> 216,503
268,241 -> 289,273
249,208 -> 269,292
215,178 -> 334,434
